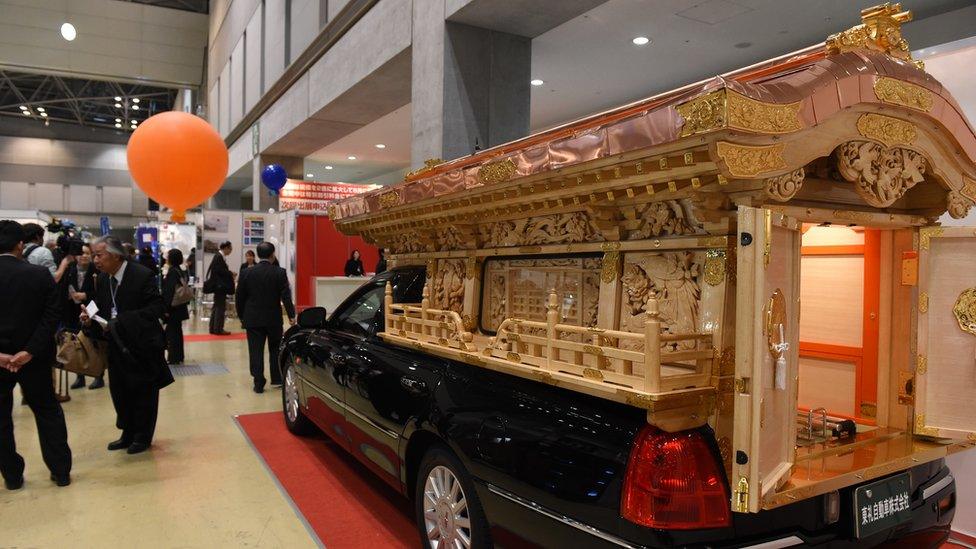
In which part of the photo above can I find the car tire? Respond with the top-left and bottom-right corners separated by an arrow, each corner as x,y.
415,444 -> 492,549
281,354 -> 315,436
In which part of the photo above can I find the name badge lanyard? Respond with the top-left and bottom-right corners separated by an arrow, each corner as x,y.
110,277 -> 120,319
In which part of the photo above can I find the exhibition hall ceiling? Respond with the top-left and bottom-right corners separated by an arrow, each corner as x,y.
120,0 -> 210,13
304,104 -> 412,185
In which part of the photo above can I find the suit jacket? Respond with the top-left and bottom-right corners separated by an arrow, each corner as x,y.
235,261 -> 295,328
0,255 -> 61,366
161,267 -> 190,322
206,252 -> 233,296
62,263 -> 98,327
90,260 -> 173,388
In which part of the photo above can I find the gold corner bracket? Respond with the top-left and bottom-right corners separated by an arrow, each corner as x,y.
825,3 -> 923,69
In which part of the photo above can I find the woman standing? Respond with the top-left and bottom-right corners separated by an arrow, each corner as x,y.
161,248 -> 190,365
239,249 -> 256,273
67,244 -> 104,389
344,249 -> 365,277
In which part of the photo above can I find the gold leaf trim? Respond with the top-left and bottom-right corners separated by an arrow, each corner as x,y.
716,142 -> 787,178
874,77 -> 933,112
918,292 -> 928,314
953,287 -> 976,337
677,90 -> 726,136
478,158 -> 518,185
856,113 -> 917,147
704,250 -> 726,286
601,250 -> 621,283
826,5 -> 919,68
583,368 -> 605,381
919,226 -> 944,251
915,413 -> 939,437
916,355 -> 927,375
405,158 -> 444,180
582,344 -> 604,356
727,91 -> 801,134
378,190 -> 401,209
961,177 -> 976,203
507,352 -> 522,363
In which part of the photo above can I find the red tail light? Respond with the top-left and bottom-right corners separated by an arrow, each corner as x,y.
621,425 -> 731,529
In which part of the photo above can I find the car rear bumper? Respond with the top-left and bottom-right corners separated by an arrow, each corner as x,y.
475,465 -> 956,548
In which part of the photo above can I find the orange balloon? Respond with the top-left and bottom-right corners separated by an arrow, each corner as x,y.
126,111 -> 228,221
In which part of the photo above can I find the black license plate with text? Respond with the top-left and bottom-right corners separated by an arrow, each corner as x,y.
854,473 -> 912,539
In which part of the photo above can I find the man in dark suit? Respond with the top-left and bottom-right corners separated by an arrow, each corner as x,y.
83,235 -> 174,455
206,241 -> 234,335
0,220 -> 72,489
236,242 -> 295,393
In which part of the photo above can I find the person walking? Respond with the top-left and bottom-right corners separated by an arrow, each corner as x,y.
344,249 -> 365,277
21,223 -> 72,283
0,221 -> 72,489
161,249 -> 189,365
239,249 -> 256,273
375,248 -> 387,274
82,236 -> 174,455
205,241 -> 234,335
235,242 -> 295,393
66,244 -> 104,390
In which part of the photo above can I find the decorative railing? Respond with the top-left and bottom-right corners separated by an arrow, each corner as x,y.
384,283 -> 476,351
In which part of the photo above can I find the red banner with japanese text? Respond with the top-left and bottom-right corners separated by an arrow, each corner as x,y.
278,180 -> 376,213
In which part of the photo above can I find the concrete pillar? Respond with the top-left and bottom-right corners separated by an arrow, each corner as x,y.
411,12 -> 530,167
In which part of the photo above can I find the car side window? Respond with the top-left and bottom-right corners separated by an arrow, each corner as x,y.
330,285 -> 385,337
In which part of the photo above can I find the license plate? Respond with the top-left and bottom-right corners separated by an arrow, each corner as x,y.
854,473 -> 912,539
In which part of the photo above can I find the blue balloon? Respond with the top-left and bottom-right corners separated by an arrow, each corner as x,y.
261,164 -> 287,195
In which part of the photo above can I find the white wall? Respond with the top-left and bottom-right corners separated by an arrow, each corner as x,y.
0,0 -> 207,86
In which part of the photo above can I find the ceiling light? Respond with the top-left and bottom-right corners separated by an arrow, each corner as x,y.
325,165 -> 333,170
115,118 -> 121,123
40,112 -> 48,117
632,36 -> 650,46
375,143 -> 386,149
22,111 -> 30,116
115,123 -> 121,128
530,79 -> 544,86
37,107 -> 45,113
44,119 -> 50,127
19,105 -> 27,111
306,173 -> 314,178
115,103 -> 121,108
132,98 -> 140,104
347,155 -> 357,160
60,22 -> 77,41
114,96 -> 121,101
132,104 -> 139,110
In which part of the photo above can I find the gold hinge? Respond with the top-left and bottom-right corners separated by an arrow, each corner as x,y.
733,476 -> 750,513
763,209 -> 772,268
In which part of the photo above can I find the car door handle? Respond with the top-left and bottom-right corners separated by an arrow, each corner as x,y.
400,377 -> 427,395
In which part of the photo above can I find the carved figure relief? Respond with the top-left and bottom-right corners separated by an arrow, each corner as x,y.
619,252 -> 702,351
479,211 -> 602,248
430,259 -> 465,315
628,200 -> 703,240
437,225 -> 467,250
764,168 -> 805,202
836,141 -> 926,208
386,231 -> 427,254
947,191 -> 974,220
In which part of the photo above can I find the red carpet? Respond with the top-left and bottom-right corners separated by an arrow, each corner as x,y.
235,412 -> 418,548
185,333 -> 247,342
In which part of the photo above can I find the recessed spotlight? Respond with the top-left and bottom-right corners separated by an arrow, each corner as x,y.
40,112 -> 48,117
22,111 -> 30,116
37,107 -> 45,113
60,22 -> 77,41
115,118 -> 121,123
530,79 -> 544,86
131,105 -> 139,110
325,165 -> 333,170
132,98 -> 140,104
19,105 -> 27,111
114,96 -> 121,101
632,36 -> 650,46
347,155 -> 357,160
115,123 -> 121,128
375,143 -> 386,149
306,173 -> 314,178
115,103 -> 122,108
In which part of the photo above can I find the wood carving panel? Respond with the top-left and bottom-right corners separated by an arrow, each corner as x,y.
431,259 -> 465,315
619,251 -> 702,352
628,199 -> 704,240
386,231 -> 427,254
836,141 -> 926,207
479,211 -> 602,248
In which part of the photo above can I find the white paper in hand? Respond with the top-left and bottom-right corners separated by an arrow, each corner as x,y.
92,314 -> 109,329
85,300 -> 99,318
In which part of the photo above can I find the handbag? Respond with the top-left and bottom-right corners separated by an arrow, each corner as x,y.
171,273 -> 193,306
56,330 -> 107,377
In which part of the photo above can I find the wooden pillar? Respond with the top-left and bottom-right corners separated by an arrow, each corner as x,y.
384,282 -> 393,333
461,257 -> 482,333
645,294 -> 662,393
597,242 -> 623,331
546,288 -> 558,370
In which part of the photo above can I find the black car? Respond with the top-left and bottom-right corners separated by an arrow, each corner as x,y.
278,266 -> 956,548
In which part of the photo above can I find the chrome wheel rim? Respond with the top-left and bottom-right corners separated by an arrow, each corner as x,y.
423,465 -> 471,548
284,366 -> 299,423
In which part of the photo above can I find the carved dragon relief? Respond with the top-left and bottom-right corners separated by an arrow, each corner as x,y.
836,141 -> 926,208
619,252 -> 702,352
478,211 -> 602,248
627,199 -> 704,240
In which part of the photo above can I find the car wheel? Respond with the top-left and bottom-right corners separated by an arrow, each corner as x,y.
281,355 -> 315,436
415,445 -> 491,549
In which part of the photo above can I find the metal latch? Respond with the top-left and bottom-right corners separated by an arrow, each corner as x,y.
733,476 -> 750,513
734,377 -> 751,395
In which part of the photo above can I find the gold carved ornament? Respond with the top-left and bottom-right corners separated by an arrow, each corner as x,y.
919,292 -> 928,314
916,355 -> 927,375
378,190 -> 401,209
478,158 -> 518,185
947,191 -> 974,220
764,168 -> 805,202
918,226 -> 943,251
836,141 -> 926,208
715,142 -> 787,178
677,89 -> 801,136
405,158 -> 445,180
601,242 -> 621,284
703,250 -> 726,286
856,114 -> 917,148
873,77 -> 934,112
953,288 -> 976,337
825,3 -> 922,69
